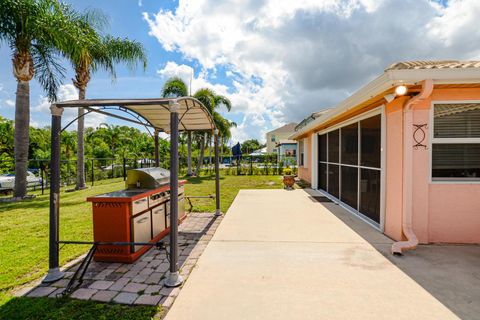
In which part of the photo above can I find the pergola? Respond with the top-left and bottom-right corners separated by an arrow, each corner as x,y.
43,97 -> 221,288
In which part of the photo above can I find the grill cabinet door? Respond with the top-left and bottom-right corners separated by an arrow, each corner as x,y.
132,197 -> 148,215
151,204 -> 166,237
132,211 -> 151,252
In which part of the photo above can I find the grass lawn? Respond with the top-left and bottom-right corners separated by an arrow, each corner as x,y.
0,174 -> 283,318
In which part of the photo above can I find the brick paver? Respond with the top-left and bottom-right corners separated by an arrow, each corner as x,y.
135,294 -> 162,305
89,280 -> 114,290
27,286 -> 56,297
91,290 -> 118,302
113,292 -> 138,304
25,212 -> 222,316
70,288 -> 97,300
123,282 -> 148,293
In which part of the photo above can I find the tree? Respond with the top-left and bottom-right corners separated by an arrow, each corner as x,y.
62,10 -> 147,190
0,116 -> 14,174
192,88 -> 231,175
161,77 -> 234,175
161,77 -> 193,174
241,139 -> 262,154
0,0 -> 93,197
161,77 -> 188,98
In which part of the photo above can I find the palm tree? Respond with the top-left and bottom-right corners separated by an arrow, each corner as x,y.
161,77 -> 188,98
161,77 -> 192,174
192,88 -> 232,175
96,123 -> 129,160
161,77 -> 233,175
0,0 -> 89,197
63,10 -> 147,190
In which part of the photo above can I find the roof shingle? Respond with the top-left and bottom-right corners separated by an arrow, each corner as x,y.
385,60 -> 480,71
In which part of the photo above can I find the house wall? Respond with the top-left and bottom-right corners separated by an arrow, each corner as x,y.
384,88 -> 480,244
296,87 -> 480,244
266,131 -> 295,153
298,135 -> 312,183
424,88 -> 480,243
384,96 -> 409,241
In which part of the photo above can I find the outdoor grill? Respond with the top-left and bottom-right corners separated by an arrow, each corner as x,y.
87,167 -> 186,263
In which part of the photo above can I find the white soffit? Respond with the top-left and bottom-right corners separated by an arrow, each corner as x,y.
291,66 -> 480,140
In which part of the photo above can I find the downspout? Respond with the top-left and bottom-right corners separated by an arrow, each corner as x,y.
391,79 -> 433,255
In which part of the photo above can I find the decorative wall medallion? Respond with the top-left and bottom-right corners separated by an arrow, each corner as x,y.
413,124 -> 428,149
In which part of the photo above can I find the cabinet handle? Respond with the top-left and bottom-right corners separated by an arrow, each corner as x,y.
153,209 -> 163,215
137,217 -> 149,224
135,198 -> 147,204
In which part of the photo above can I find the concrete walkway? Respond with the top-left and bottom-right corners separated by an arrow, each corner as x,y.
165,189 -> 461,320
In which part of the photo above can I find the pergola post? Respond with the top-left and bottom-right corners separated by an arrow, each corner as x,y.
43,105 -> 65,283
154,129 -> 160,167
214,129 -> 221,216
187,131 -> 192,176
165,100 -> 183,288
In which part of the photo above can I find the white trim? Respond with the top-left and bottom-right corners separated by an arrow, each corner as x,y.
296,141 -> 300,165
380,104 -> 386,232
316,107 -> 382,135
314,110 -> 385,230
429,100 -> 480,184
291,68 -> 480,140
431,138 -> 480,144
302,138 -> 308,168
311,134 -> 318,189
319,161 -> 381,171
313,188 -> 381,230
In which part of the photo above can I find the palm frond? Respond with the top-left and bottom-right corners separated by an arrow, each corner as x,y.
161,76 -> 188,98
31,44 -> 66,101
103,35 -> 147,71
193,88 -> 216,114
214,95 -> 232,111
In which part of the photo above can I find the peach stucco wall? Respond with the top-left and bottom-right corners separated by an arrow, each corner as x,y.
384,97 -> 409,242
296,87 -> 480,244
298,134 -> 312,183
384,88 -> 480,244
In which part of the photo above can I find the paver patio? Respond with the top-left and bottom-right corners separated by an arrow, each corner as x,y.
165,189 -> 479,320
21,212 -> 222,309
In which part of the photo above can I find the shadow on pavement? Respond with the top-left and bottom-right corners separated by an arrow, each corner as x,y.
305,188 -> 480,320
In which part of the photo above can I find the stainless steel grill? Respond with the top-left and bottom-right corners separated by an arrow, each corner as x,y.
126,167 -> 170,189
87,166 -> 186,261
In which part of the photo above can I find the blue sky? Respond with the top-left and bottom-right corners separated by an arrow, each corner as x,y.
1,0 -> 479,144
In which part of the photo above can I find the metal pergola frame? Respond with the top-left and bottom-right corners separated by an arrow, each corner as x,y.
42,97 -> 221,288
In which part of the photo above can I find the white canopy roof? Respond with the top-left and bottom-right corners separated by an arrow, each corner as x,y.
54,97 -> 216,133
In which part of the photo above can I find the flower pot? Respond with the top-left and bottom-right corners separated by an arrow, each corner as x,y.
283,175 -> 295,189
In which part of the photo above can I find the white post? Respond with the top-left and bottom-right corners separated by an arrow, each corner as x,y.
311,134 -> 318,189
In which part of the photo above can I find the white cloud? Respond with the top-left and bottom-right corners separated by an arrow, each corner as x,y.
157,61 -> 230,105
33,84 -> 106,129
145,0 -> 480,141
5,99 -> 14,107
138,0 -> 142,7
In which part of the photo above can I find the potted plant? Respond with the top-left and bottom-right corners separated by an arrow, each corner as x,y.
282,167 -> 295,190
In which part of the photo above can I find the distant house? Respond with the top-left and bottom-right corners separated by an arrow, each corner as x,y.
275,140 -> 297,166
291,60 -> 480,248
266,122 -> 298,153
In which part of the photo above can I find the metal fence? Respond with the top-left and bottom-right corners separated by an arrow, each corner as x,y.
11,154 -> 297,195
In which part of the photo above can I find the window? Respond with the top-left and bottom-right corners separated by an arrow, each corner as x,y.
328,129 -> 339,163
432,103 -> 480,181
341,123 -> 358,165
318,113 -> 382,224
360,115 -> 381,168
298,139 -> 305,166
271,134 -> 276,142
